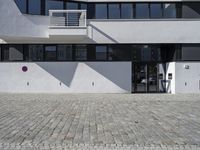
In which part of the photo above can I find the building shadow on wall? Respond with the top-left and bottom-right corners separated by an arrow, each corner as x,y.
36,62 -> 78,87
89,24 -> 119,43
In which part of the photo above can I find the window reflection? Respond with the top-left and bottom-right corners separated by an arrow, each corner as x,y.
108,4 -> 120,19
121,4 -> 133,19
163,3 -> 177,18
15,0 -> 27,13
28,45 -> 43,61
95,46 -> 107,60
75,45 -> 87,60
150,3 -> 163,18
57,45 -> 72,61
95,4 -> 107,19
45,46 -> 57,61
136,3 -> 149,19
45,0 -> 64,15
28,0 -> 41,15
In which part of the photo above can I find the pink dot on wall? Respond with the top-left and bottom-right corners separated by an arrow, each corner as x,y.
22,66 -> 28,72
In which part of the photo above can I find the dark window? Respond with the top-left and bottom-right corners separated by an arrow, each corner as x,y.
109,45 -> 131,61
80,3 -> 87,10
150,3 -> 163,18
136,3 -> 149,19
28,45 -> 43,61
45,0 -> 64,15
140,45 -> 152,61
95,4 -> 107,19
28,0 -> 41,15
66,2 -> 78,9
57,45 -> 73,61
15,0 -> 27,13
182,44 -> 200,60
108,4 -> 120,19
75,45 -> 87,60
87,3 -> 95,19
163,3 -> 177,18
45,45 -> 57,61
182,3 -> 200,18
121,3 -> 133,19
2,45 -> 23,61
95,46 -> 107,60
66,2 -> 79,26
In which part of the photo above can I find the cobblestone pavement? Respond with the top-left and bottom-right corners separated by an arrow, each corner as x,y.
0,94 -> 200,150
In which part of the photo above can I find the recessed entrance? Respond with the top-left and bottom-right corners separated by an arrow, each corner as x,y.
132,63 -> 159,93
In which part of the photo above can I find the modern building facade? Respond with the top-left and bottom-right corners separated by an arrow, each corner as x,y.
0,0 -> 200,93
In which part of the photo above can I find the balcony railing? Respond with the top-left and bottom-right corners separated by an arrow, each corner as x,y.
49,10 -> 87,28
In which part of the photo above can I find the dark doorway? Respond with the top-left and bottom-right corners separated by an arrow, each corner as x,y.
132,63 -> 159,93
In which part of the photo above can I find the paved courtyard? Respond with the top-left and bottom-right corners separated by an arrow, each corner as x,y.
0,94 -> 200,149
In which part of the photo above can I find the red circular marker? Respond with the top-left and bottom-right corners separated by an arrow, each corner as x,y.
22,66 -> 28,72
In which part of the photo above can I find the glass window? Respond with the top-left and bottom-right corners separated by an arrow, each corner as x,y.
66,2 -> 79,26
95,4 -> 107,19
136,3 -> 149,19
108,45 -> 131,61
150,3 -> 163,18
28,45 -> 43,61
182,3 -> 200,18
108,4 -> 120,19
28,0 -> 41,15
182,44 -> 200,60
80,3 -> 87,10
66,2 -> 78,9
95,46 -> 107,60
57,45 -> 72,61
121,4 -> 133,19
163,3 -> 177,18
140,45 -> 151,61
45,0 -> 64,15
15,0 -> 27,13
45,46 -> 56,61
2,45 -> 23,61
75,45 -> 87,61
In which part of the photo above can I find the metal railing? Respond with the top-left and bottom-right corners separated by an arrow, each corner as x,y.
49,10 -> 87,28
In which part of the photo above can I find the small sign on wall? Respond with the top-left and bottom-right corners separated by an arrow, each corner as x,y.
22,66 -> 28,72
168,73 -> 172,80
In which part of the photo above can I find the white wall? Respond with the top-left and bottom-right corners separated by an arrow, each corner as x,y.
0,62 -> 131,93
87,20 -> 200,43
175,62 -> 200,93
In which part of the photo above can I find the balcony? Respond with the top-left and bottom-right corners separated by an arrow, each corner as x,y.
48,10 -> 87,41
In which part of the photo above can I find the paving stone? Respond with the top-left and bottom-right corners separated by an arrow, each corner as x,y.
0,93 -> 200,149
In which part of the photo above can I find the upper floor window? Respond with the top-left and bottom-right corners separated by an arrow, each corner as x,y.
95,4 -> 107,19
121,4 -> 134,19
45,0 -> 64,15
108,4 -> 121,19
150,3 -> 163,18
136,3 -> 150,19
28,0 -> 41,15
163,3 -> 177,18
15,0 -> 27,13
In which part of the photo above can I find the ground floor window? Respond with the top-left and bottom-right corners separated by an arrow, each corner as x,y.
0,44 -> 199,62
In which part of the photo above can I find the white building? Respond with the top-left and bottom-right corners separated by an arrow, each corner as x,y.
0,0 -> 200,93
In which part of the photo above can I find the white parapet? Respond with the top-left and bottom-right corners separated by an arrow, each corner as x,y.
0,62 -> 132,93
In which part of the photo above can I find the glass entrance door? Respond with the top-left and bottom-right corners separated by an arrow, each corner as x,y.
133,63 -> 158,93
